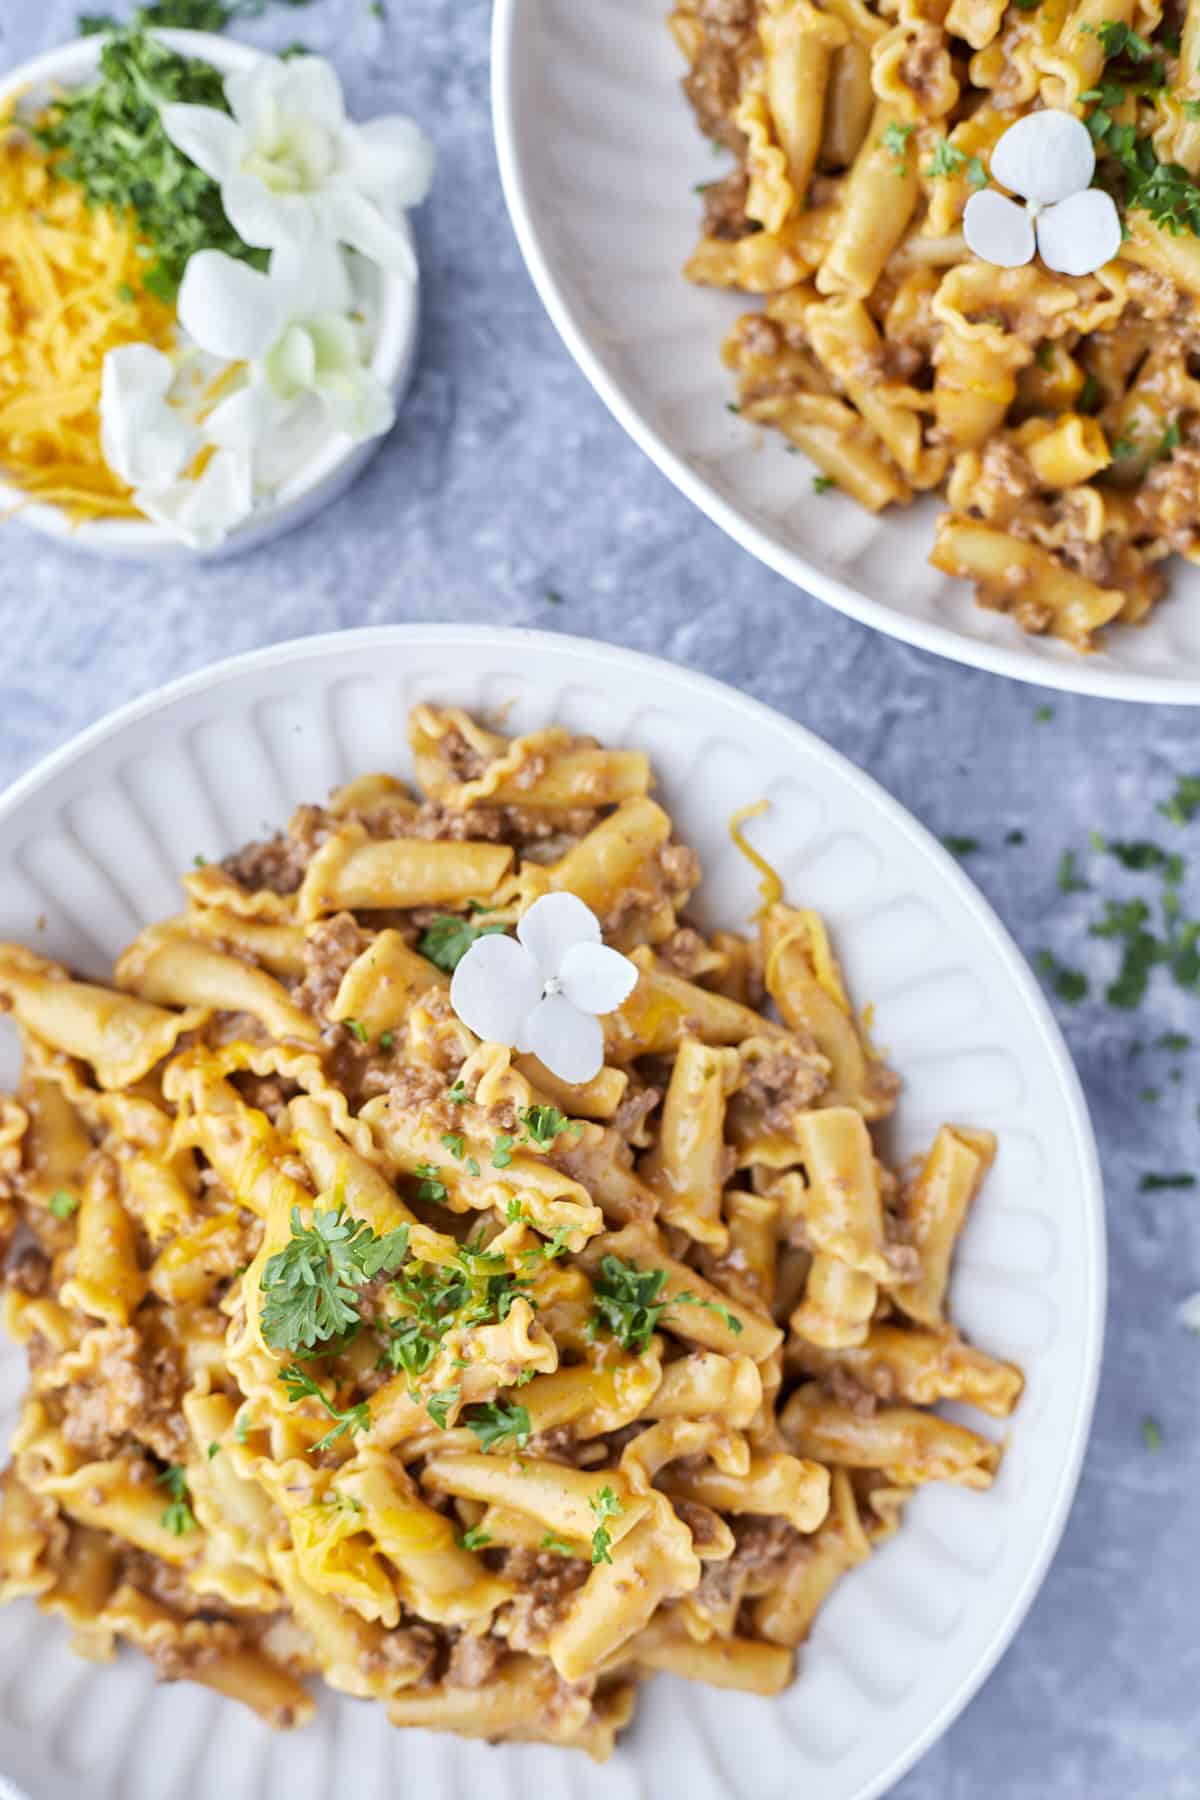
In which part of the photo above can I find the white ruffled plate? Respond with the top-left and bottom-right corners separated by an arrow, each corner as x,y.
491,0 -> 1200,703
0,626 -> 1104,1800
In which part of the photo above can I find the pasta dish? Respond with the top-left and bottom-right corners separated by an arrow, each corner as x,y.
0,706 -> 1021,1758
671,0 -> 1200,651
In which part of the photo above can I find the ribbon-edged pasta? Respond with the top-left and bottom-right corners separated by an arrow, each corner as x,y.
673,0 -> 1200,649
0,705 -> 1018,1758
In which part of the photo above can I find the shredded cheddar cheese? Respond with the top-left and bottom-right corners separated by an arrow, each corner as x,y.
0,123 -> 177,521
727,800 -> 784,915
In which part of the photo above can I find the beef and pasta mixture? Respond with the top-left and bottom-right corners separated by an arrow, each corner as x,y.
0,706 -> 1021,1757
673,0 -> 1200,650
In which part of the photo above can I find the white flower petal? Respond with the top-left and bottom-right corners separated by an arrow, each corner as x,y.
203,381 -> 279,458
135,449 -> 252,551
323,187 -> 418,279
345,115 -> 435,208
1035,187 -> 1122,277
221,172 -> 316,253
159,103 -> 241,184
270,239 -> 353,317
963,189 -> 1036,269
316,363 -> 396,440
450,932 -> 541,1045
1176,1291 -> 1200,1333
522,995 -> 605,1085
241,55 -> 346,133
517,892 -> 602,980
178,250 -> 284,361
100,346 -> 196,490
990,110 -> 1095,206
558,942 -> 639,1016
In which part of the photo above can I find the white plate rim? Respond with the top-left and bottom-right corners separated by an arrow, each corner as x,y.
0,623 -> 1106,1799
490,0 -> 1200,707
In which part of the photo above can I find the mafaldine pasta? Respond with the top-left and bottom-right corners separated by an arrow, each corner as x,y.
672,0 -> 1200,651
0,707 -> 1021,1758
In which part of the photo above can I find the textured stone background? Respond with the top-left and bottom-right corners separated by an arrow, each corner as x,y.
1,2 -> 1198,1794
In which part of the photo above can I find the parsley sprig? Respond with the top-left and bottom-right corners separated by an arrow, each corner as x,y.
260,1206 -> 410,1353
278,1363 -> 370,1450
417,914 -> 507,973
588,1485 -> 622,1564
158,1463 -> 196,1535
587,1255 -> 743,1354
465,1399 -> 531,1452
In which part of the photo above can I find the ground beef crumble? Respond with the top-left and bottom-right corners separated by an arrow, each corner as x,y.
59,1325 -> 186,1463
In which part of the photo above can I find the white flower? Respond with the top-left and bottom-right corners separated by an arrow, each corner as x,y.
1177,1292 -> 1200,1333
178,244 -> 395,462
135,449 -> 254,552
99,345 -> 253,548
100,345 -> 198,491
450,893 -> 639,1085
161,54 -> 433,279
963,111 -> 1122,278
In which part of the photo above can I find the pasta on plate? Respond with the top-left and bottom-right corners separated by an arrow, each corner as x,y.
672,0 -> 1200,652
0,706 -> 1021,1759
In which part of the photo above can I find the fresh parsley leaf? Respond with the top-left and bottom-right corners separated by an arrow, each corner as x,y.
157,1463 -> 196,1534
1157,418 -> 1182,460
47,1189 -> 78,1220
1154,1031 -> 1192,1052
1006,829 -> 1027,845
966,155 -> 989,187
412,1163 -> 450,1206
1057,849 -> 1090,893
674,1290 -> 744,1335
812,474 -> 835,494
448,1079 -> 468,1104
1138,1087 -> 1161,1103
589,1255 -> 670,1352
926,138 -> 966,177
458,1525 -> 493,1551
1035,342 -> 1056,370
1159,776 -> 1200,825
1140,1413 -> 1163,1450
425,1386 -> 460,1429
417,914 -> 507,973
540,1531 -> 575,1556
1034,704 -> 1055,722
1184,99 -> 1200,120
491,1134 -> 515,1170
589,1485 -> 622,1564
1138,1172 -> 1196,1191
506,1200 -> 527,1224
1077,374 -> 1101,414
882,121 -> 914,163
234,1410 -> 252,1445
378,1031 -> 395,1052
278,1363 -> 370,1450
260,1206 -> 410,1352
518,1105 -> 570,1147
441,1132 -> 467,1159
207,1441 -> 220,1459
465,1399 -> 531,1452
1036,949 -> 1089,1004
465,1156 -> 481,1177
344,1018 -> 368,1043
943,834 -> 981,856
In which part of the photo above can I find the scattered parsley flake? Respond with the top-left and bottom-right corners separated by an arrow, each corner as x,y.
465,1156 -> 481,1177
491,1134 -> 515,1170
441,1132 -> 467,1159
260,1206 -> 409,1352
1057,849 -> 1090,893
966,154 -> 989,187
413,1163 -> 450,1206
458,1525 -> 492,1551
943,834 -> 981,856
418,914 -> 507,973
540,1531 -> 575,1556
1154,1032 -> 1192,1052
278,1363 -> 370,1450
207,1441 -> 219,1459
1036,950 -> 1089,1004
518,1105 -> 570,1147
1159,776 -> 1200,825
589,1485 -> 623,1564
378,1031 -> 395,1052
1138,1172 -> 1196,1191
158,1463 -> 196,1535
1006,829 -> 1027,845
882,121 -> 914,165
1034,705 -> 1055,723
1140,1414 -> 1163,1450
344,1018 -> 368,1044
926,138 -> 966,177
425,1386 -> 460,1429
47,1190 -> 78,1220
1138,1087 -> 1161,1103
465,1400 -> 531,1452
812,475 -> 835,494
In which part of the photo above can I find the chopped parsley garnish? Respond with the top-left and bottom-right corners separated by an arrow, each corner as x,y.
588,1255 -> 742,1353
966,155 -> 988,188
458,1525 -> 493,1551
384,1235 -> 532,1379
234,1409 -> 252,1446
448,1079 -> 468,1104
926,138 -> 966,177
491,1134 -> 515,1169
465,1399 -> 531,1452
1077,375 -> 1101,414
518,1105 -> 570,1147
425,1386 -> 460,1429
344,1018 -> 369,1044
412,1163 -> 450,1206
1092,19 -> 1156,61
1057,849 -> 1090,893
1154,1032 -> 1192,1052
1140,1414 -> 1163,1450
943,834 -> 981,856
207,1441 -> 220,1459
417,914 -> 507,973
1034,705 -> 1055,723
545,588 -> 565,605
1138,1087 -> 1160,1103
441,1132 -> 467,1159
1006,829 -> 1027,845
378,1031 -> 395,1052
465,1157 -> 481,1177
1035,950 -> 1089,1004
260,1206 -> 410,1352
278,1363 -> 370,1450
589,1485 -> 623,1565
882,121 -> 915,166
540,1531 -> 575,1556
1138,1172 -> 1196,1191
1035,342 -> 1056,370
158,1463 -> 196,1535
812,475 -> 835,494
36,24 -> 270,303
1160,776 -> 1200,825
47,1189 -> 79,1220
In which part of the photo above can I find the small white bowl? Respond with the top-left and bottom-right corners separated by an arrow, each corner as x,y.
0,29 -> 419,562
